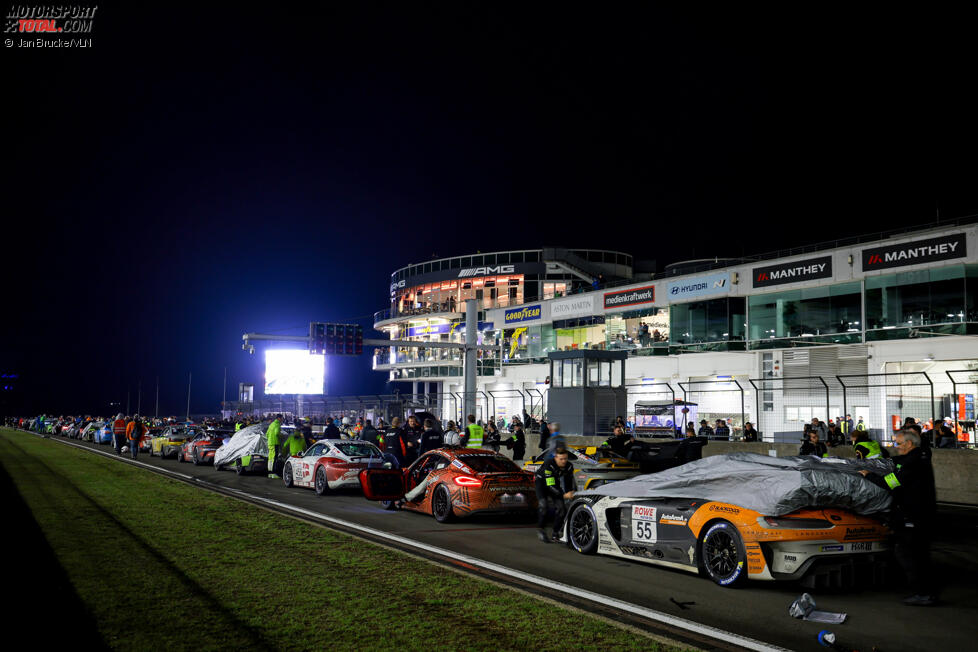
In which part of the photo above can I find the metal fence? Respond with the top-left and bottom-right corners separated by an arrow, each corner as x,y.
678,380 -> 746,438
749,376 -> 834,443
837,373 -> 934,444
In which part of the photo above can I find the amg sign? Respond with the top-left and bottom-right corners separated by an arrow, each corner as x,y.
458,265 -> 515,278
862,233 -> 966,271
753,256 -> 832,288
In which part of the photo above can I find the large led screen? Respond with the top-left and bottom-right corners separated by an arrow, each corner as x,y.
264,350 -> 324,395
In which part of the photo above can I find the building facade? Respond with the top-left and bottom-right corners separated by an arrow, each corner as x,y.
372,222 -> 978,442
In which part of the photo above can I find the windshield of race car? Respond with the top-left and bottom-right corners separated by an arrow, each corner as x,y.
334,442 -> 382,458
456,455 -> 521,473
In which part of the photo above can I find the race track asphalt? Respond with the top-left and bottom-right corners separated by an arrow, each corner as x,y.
43,436 -> 978,651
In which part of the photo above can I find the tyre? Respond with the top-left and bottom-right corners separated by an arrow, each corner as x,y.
699,520 -> 748,587
283,463 -> 294,488
176,449 -> 184,463
380,500 -> 397,511
567,503 -> 598,554
192,448 -> 201,466
314,466 -> 330,496
234,460 -> 244,475
431,484 -> 454,523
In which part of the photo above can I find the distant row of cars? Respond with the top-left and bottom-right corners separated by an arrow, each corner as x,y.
48,420 -> 891,589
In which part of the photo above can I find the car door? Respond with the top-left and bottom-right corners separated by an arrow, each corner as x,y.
298,443 -> 325,487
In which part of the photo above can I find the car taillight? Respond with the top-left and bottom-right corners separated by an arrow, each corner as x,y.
757,516 -> 832,529
453,475 -> 481,487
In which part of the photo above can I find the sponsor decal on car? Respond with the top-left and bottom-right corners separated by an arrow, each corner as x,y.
659,513 -> 687,525
844,526 -> 877,540
631,505 -> 657,544
820,544 -> 844,552
708,504 -> 741,514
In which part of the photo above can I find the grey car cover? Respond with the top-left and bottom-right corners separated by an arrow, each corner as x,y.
582,452 -> 894,516
213,424 -> 268,467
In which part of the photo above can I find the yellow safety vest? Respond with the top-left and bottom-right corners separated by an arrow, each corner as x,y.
466,424 -> 484,448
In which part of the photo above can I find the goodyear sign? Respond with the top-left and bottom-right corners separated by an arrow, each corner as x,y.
406,323 -> 452,337
504,305 -> 542,324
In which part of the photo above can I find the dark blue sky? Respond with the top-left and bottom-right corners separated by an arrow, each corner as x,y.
4,4 -> 975,415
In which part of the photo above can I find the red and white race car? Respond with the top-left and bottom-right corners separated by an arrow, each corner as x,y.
283,439 -> 389,495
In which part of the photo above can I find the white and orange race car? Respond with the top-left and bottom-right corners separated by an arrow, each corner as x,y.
283,439 -> 388,495
561,453 -> 894,588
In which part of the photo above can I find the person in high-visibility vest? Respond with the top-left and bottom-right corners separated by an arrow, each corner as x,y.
112,413 -> 127,454
235,421 -> 243,432
464,414 -> 483,449
855,417 -> 867,431
859,429 -> 936,605
282,426 -> 306,457
266,414 -> 283,479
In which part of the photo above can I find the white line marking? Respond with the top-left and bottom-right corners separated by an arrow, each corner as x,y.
37,432 -> 787,652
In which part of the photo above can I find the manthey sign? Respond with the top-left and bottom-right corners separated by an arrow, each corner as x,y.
504,304 -> 542,324
603,285 -> 655,310
551,295 -> 595,319
666,273 -> 730,301
861,233 -> 967,272
752,256 -> 832,288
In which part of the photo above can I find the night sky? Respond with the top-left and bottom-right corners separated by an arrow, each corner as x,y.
4,4 -> 976,416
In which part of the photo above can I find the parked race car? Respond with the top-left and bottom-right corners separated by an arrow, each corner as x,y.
139,427 -> 162,453
561,453 -> 892,588
523,445 -> 641,490
359,448 -> 538,522
94,422 -> 114,444
79,421 -> 101,442
176,428 -> 231,465
150,425 -> 197,458
283,439 -> 387,494
213,424 -> 269,475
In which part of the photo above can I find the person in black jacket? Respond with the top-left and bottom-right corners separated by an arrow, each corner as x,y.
602,426 -> 635,458
360,419 -> 380,447
860,429 -> 937,606
538,419 -> 549,452
483,421 -> 501,452
534,448 -> 577,543
503,423 -> 526,461
323,417 -> 341,439
418,418 -> 443,454
383,426 -> 410,468
742,422 -> 759,442
799,430 -> 828,457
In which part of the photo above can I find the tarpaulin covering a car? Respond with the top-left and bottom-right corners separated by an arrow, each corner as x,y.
582,452 -> 894,516
213,424 -> 268,467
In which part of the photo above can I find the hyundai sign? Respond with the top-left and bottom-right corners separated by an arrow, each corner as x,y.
862,233 -> 967,271
666,273 -> 730,300
504,305 -> 542,324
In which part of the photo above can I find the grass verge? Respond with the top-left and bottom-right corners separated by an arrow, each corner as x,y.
0,429 -> 689,651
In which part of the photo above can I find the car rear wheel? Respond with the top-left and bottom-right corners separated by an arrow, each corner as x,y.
192,448 -> 201,466
234,460 -> 244,475
314,466 -> 330,496
568,503 -> 598,554
283,463 -> 294,488
700,520 -> 748,587
380,500 -> 397,510
432,484 -> 454,523
176,449 -> 184,463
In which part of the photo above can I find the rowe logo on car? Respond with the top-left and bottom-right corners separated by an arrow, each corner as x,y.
753,256 -> 832,288
861,233 -> 966,271
458,265 -> 515,278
